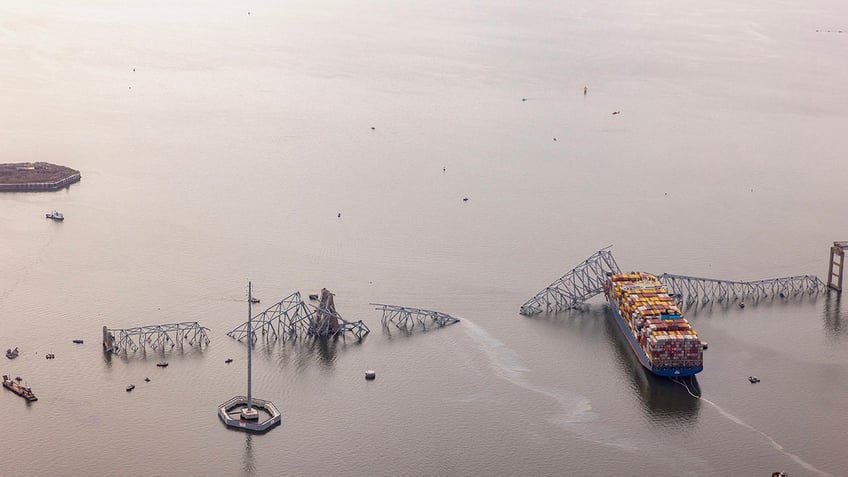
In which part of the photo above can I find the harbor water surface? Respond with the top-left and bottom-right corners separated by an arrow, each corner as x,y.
2,1 -> 848,475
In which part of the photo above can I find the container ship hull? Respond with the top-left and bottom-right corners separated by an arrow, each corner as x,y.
604,273 -> 703,378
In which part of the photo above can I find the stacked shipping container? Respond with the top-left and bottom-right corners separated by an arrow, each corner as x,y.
605,273 -> 703,372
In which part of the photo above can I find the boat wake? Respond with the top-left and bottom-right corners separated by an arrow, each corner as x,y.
462,319 -> 637,452
462,319 -> 719,473
700,397 -> 830,476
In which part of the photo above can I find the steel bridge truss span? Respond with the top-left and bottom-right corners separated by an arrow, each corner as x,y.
520,248 -> 621,316
105,321 -> 210,354
372,303 -> 460,330
227,291 -> 370,343
657,274 -> 827,306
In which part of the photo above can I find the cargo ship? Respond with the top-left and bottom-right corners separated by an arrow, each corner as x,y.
604,273 -> 704,377
2,374 -> 38,401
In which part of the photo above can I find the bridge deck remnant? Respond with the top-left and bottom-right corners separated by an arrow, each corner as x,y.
519,248 -> 828,316
520,247 -> 621,315
657,274 -> 826,306
102,322 -> 210,353
227,288 -> 369,343
372,303 -> 460,330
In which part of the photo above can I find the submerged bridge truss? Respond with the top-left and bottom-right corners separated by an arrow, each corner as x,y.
227,289 -> 369,343
372,303 -> 460,330
519,248 -> 828,316
102,322 -> 210,353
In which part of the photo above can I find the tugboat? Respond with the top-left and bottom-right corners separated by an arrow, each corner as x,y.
6,347 -> 19,359
46,211 -> 64,221
2,375 -> 37,401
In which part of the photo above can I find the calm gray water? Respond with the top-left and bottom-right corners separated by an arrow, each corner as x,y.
2,1 -> 848,475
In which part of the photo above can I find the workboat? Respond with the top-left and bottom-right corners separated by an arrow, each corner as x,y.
604,273 -> 704,377
46,210 -> 64,221
2,374 -> 37,401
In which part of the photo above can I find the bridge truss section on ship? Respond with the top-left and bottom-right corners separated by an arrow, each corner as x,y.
372,303 -> 460,330
656,274 -> 827,307
227,289 -> 369,343
519,247 -> 829,316
519,247 -> 621,316
102,322 -> 210,354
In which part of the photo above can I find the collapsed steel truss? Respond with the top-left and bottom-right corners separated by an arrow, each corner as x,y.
657,274 -> 827,306
103,322 -> 210,353
519,248 -> 828,316
519,248 -> 621,315
372,303 -> 460,330
227,290 -> 369,343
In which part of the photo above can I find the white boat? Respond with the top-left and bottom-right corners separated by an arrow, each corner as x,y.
46,211 -> 64,221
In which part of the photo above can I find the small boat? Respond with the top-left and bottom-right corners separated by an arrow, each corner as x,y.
249,297 -> 260,304
225,358 -> 233,364
6,347 -> 19,359
156,361 -> 169,368
748,376 -> 760,384
144,377 -> 150,382
308,294 -> 319,301
365,369 -> 376,380
72,339 -> 84,344
46,211 -> 64,221
126,384 -> 135,392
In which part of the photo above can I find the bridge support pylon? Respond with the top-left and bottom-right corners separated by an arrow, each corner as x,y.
828,242 -> 848,292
